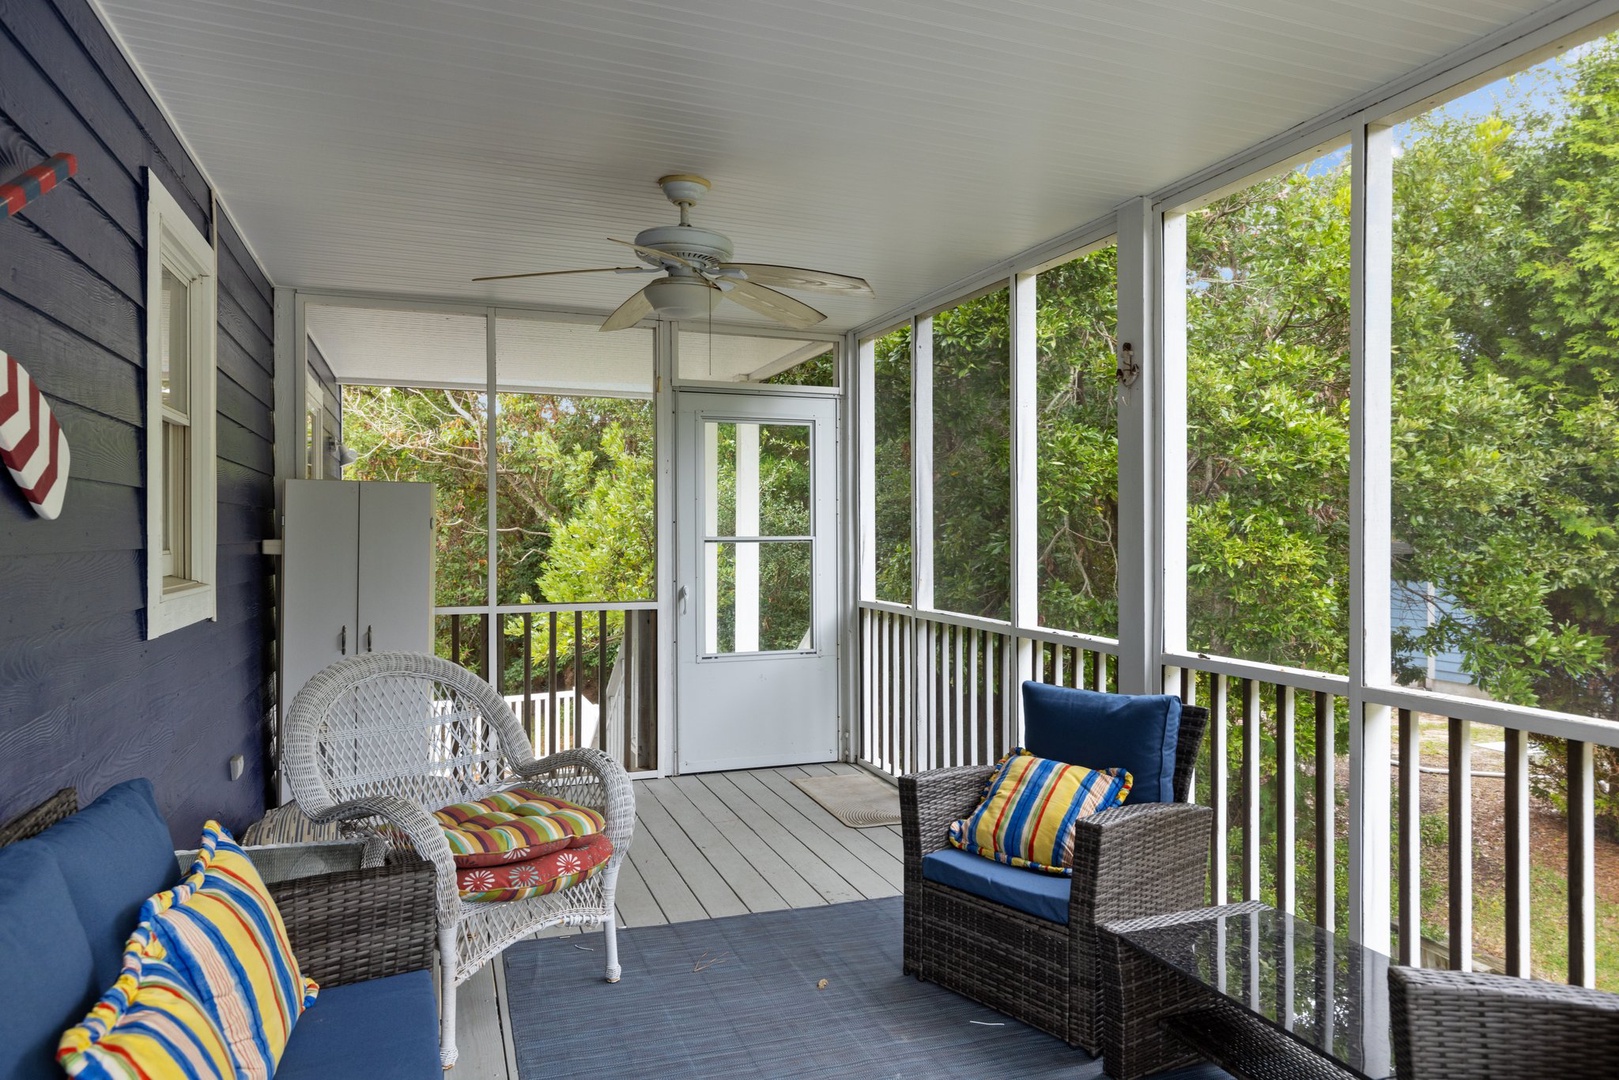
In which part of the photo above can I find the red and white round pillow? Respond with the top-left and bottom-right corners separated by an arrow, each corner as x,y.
0,350 -> 70,520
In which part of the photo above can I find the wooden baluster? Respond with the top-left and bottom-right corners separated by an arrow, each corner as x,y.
547,611 -> 559,759
1315,691 -> 1336,932
1569,739 -> 1595,986
1398,708 -> 1421,966
1276,683 -> 1296,915
1448,716 -> 1473,971
1210,675 -> 1229,905
522,613 -> 534,749
1504,726 -> 1530,976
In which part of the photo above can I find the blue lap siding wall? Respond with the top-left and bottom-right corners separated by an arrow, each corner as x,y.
0,0 -> 276,842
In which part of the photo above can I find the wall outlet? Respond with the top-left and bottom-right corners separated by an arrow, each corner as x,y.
229,754 -> 245,781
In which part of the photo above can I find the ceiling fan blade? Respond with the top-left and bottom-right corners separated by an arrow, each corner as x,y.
600,287 -> 655,332
607,237 -> 699,270
717,278 -> 827,329
719,263 -> 873,296
472,266 -> 653,282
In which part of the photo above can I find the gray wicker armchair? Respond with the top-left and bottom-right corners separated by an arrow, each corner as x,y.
899,698 -> 1210,1053
1390,965 -> 1619,1078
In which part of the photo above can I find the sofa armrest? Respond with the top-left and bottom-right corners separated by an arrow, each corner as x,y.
1390,966 -> 1619,1077
270,855 -> 436,988
1070,802 -> 1211,926
899,765 -> 993,865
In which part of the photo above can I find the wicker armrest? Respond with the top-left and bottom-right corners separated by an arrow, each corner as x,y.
1070,801 -> 1212,925
1390,966 -> 1619,1077
514,747 -> 636,855
270,855 -> 436,989
899,765 -> 993,863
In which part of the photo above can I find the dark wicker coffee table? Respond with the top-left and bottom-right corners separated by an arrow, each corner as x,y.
1099,902 -> 1394,1080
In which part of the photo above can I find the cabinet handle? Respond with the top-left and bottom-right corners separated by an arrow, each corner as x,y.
366,625 -> 373,652
340,625 -> 347,655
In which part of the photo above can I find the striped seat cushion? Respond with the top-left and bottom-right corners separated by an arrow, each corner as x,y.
435,786 -> 605,869
457,831 -> 614,902
948,749 -> 1132,876
140,823 -> 316,1078
58,937 -> 237,1080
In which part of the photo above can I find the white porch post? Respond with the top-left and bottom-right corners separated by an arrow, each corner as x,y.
856,335 -> 877,601
912,316 -> 934,613
1114,196 -> 1162,695
1010,273 -> 1037,717
1349,121 -> 1395,956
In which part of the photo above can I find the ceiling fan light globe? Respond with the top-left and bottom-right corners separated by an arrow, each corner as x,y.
643,277 -> 717,320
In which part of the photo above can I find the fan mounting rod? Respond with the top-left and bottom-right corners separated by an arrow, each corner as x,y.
658,173 -> 710,226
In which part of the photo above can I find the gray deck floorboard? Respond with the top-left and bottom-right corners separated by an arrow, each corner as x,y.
455,766 -> 906,1080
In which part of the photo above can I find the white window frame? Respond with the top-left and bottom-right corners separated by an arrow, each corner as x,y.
145,170 -> 218,638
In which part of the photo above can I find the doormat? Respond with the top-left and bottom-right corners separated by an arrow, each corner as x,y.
790,772 -> 901,828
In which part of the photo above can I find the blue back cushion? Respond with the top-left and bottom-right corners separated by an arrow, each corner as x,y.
0,842 -> 99,1080
1020,682 -> 1182,804
26,778 -> 182,989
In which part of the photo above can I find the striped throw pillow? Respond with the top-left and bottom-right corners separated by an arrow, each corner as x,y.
58,916 -> 236,1079
948,749 -> 1132,875
142,823 -> 317,1078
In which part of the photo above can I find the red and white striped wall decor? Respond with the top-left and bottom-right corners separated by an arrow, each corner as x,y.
0,351 -> 71,520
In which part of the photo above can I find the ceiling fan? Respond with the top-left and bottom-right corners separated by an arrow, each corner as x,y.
474,174 -> 874,332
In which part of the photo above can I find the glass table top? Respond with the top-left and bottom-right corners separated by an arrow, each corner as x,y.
1117,905 -> 1395,1080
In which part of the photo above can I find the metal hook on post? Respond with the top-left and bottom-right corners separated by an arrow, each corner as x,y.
1116,342 -> 1140,393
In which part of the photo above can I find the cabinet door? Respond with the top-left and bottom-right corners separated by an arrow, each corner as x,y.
357,481 -> 434,654
282,480 -> 360,710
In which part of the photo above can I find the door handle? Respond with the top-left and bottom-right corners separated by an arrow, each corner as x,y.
677,585 -> 689,614
366,625 -> 373,652
339,625 -> 347,655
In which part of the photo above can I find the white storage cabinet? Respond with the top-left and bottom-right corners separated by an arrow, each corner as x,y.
280,479 -> 435,726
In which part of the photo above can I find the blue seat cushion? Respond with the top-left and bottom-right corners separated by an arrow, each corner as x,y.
275,969 -> 441,1080
1021,682 -> 1182,803
26,778 -> 183,989
0,841 -> 99,1080
922,848 -> 1072,925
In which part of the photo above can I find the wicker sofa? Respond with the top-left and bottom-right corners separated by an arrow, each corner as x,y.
899,686 -> 1211,1053
0,780 -> 440,1080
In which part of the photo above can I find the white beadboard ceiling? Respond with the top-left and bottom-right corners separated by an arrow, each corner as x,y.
98,0 -> 1571,334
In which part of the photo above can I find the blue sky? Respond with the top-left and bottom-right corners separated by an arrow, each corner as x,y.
1298,39 -> 1593,175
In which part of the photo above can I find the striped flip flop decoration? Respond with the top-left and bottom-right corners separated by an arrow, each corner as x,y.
0,351 -> 71,520
1,152 -> 77,217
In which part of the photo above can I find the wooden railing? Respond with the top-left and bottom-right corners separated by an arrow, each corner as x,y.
434,603 -> 658,772
856,603 -> 1619,985
857,600 -> 1118,775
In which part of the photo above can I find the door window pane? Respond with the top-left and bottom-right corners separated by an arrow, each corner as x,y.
705,541 -> 813,654
707,421 -> 811,538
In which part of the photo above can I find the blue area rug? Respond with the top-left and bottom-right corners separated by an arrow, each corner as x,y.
503,897 -> 1231,1079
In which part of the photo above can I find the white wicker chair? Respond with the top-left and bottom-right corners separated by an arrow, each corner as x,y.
282,652 -> 635,1068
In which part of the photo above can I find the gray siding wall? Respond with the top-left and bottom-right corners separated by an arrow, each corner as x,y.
0,0 -> 275,843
